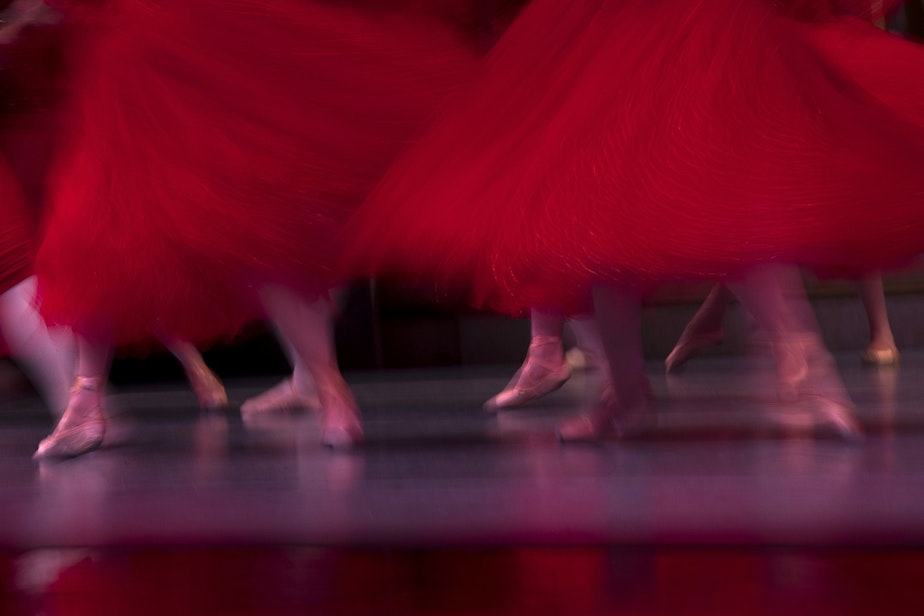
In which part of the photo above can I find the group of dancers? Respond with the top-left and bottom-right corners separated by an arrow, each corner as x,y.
0,0 -> 922,459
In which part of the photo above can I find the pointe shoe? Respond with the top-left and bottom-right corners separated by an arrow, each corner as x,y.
321,416 -> 363,449
484,337 -> 572,412
810,396 -> 864,442
319,389 -> 364,450
772,395 -> 864,442
556,380 -> 656,442
34,377 -> 106,459
241,378 -> 320,415
860,346 -> 900,367
665,330 -> 723,373
188,365 -> 228,410
34,419 -> 105,459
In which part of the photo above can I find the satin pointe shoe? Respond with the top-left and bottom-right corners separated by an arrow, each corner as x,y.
772,336 -> 863,442
319,388 -> 364,450
556,379 -> 656,442
665,330 -> 724,373
860,346 -> 900,367
188,364 -> 229,410
810,395 -> 864,442
241,377 -> 321,415
34,377 -> 106,459
484,336 -> 572,412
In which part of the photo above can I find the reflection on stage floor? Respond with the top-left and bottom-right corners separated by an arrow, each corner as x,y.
1,351 -> 923,613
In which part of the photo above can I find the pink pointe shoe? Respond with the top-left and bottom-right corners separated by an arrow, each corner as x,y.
319,388 -> 364,450
665,330 -> 724,373
484,336 -> 572,412
241,378 -> 320,415
556,380 -> 656,442
773,337 -> 864,442
34,377 -> 107,459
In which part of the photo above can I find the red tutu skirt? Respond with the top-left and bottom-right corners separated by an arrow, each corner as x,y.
35,0 -> 475,343
0,157 -> 33,295
348,0 -> 924,315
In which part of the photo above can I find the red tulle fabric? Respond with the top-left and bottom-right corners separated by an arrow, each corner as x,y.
35,0 -> 475,343
0,157 -> 34,295
348,0 -> 924,315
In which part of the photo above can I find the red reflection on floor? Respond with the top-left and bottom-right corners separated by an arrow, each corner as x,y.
2,547 -> 923,615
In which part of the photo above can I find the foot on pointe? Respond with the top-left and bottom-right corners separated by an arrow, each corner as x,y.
241,378 -> 321,415
484,336 -> 572,412
665,330 -> 724,373
34,377 -> 107,459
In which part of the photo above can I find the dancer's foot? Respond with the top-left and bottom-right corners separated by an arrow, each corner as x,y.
484,336 -> 572,412
34,377 -> 106,459
810,395 -> 864,441
860,345 -> 900,367
665,330 -> 723,373
772,335 -> 863,441
241,377 -> 320,415
772,395 -> 864,442
319,385 -> 363,450
187,364 -> 228,410
556,379 -> 656,442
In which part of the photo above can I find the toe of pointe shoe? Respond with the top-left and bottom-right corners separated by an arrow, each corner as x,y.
33,421 -> 106,460
813,398 -> 864,442
665,332 -> 723,374
483,366 -> 572,412
860,347 -> 900,367
321,424 -> 364,450
196,388 -> 229,410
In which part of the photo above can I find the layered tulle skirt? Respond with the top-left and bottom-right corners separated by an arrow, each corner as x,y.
349,0 -> 924,314
0,157 -> 33,295
35,0 -> 475,342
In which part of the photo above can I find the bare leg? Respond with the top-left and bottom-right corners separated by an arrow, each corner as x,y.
557,285 -> 654,441
34,336 -> 111,458
240,338 -> 320,415
0,276 -> 75,414
857,273 -> 899,366
729,265 -> 861,439
484,308 -> 571,411
162,339 -> 228,409
665,283 -> 733,372
259,285 -> 362,448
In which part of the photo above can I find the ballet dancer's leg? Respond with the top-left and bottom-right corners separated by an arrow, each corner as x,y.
557,284 -> 654,441
240,338 -> 320,415
0,276 -> 74,414
484,308 -> 571,411
857,273 -> 899,365
259,285 -> 362,448
729,265 -> 862,439
34,335 -> 111,458
162,339 -> 229,409
665,283 -> 732,373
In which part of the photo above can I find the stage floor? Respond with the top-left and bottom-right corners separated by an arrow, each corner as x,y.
1,351 -> 924,613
